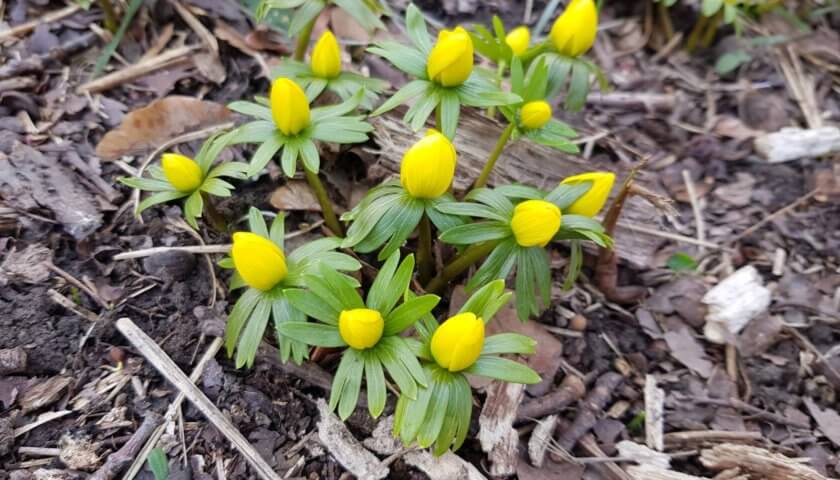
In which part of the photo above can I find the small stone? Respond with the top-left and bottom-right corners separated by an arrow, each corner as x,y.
569,314 -> 587,332
142,250 -> 196,282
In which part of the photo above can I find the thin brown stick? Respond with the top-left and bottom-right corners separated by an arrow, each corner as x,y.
77,45 -> 201,93
729,188 -> 820,243
90,412 -> 162,480
0,5 -> 81,41
115,318 -> 281,480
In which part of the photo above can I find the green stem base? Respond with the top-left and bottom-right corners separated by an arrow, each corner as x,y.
417,214 -> 434,285
293,18 -> 316,62
424,241 -> 498,294
472,122 -> 515,192
304,168 -> 344,236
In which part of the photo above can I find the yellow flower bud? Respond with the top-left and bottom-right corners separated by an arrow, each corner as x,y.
338,308 -> 384,350
400,129 -> 457,199
520,100 -> 552,130
550,0 -> 598,57
231,232 -> 288,291
560,171 -> 615,217
270,77 -> 310,136
161,153 -> 203,192
427,26 -> 474,87
505,26 -> 530,57
510,199 -> 562,247
311,30 -> 341,79
431,312 -> 484,372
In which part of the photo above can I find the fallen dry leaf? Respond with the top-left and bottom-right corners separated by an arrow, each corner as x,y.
804,398 -> 840,449
663,328 -> 713,378
270,180 -> 321,211
95,96 -> 232,160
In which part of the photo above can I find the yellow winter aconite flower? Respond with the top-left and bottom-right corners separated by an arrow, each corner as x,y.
520,100 -> 552,130
339,308 -> 384,350
270,77 -> 310,136
431,312 -> 484,372
550,0 -> 598,57
505,26 -> 530,57
231,232 -> 288,291
427,26 -> 474,87
161,153 -> 203,192
510,199 -> 562,247
560,171 -> 615,217
311,30 -> 341,79
400,129 -> 457,199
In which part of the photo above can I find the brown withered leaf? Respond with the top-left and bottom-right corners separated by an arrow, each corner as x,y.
95,96 -> 232,160
269,180 -> 321,212
804,398 -> 840,449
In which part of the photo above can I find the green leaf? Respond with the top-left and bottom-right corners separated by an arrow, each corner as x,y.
336,350 -> 365,420
280,140 -> 299,177
218,120 -> 276,146
417,380 -> 449,448
147,448 -> 169,480
276,322 -> 346,347
183,191 -> 204,228
207,161 -> 249,180
561,214 -> 605,233
702,0 -> 723,16
461,279 -> 511,322
377,198 -> 424,260
235,298 -> 271,368
272,296 -> 308,364
384,294 -> 439,336
450,373 -> 473,450
310,116 -> 373,144
342,191 -> 402,248
120,177 -> 173,192
311,89 -> 365,122
331,0 -> 385,32
364,352 -> 387,418
424,196 -> 465,232
200,178 -> 234,197
368,43 -> 427,81
482,333 -> 537,355
515,250 -> 536,321
465,239 -> 516,292
404,3 -> 432,54
466,356 -> 541,384
666,252 -> 698,271
91,0 -> 143,76
565,60 -> 591,112
545,181 -> 592,209
315,263 -> 365,310
405,88 -> 440,131
439,90 -> 460,140
305,78 -> 328,100
285,288 -> 339,325
465,187 -> 514,218
715,50 -> 752,75
289,0 -> 326,37
523,57 -> 549,102
137,190 -> 189,214
434,201 -> 509,222
494,184 -> 546,200
395,368 -> 433,443
439,221 -> 511,245
225,288 -> 262,357
562,240 -> 583,290
510,56 -> 524,96
228,101 -> 273,122
247,132 -> 284,177
247,207 -> 270,238
370,79 -> 429,117
298,139 -> 320,173
269,213 -> 285,249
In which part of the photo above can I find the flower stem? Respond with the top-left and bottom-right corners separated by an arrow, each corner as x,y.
435,104 -> 442,131
417,214 -> 434,284
486,60 -> 506,119
97,0 -> 118,33
304,167 -> 344,236
657,1 -> 674,41
424,240 -> 498,294
701,11 -> 723,49
293,18 -> 316,61
472,122 -> 515,191
685,13 -> 709,53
